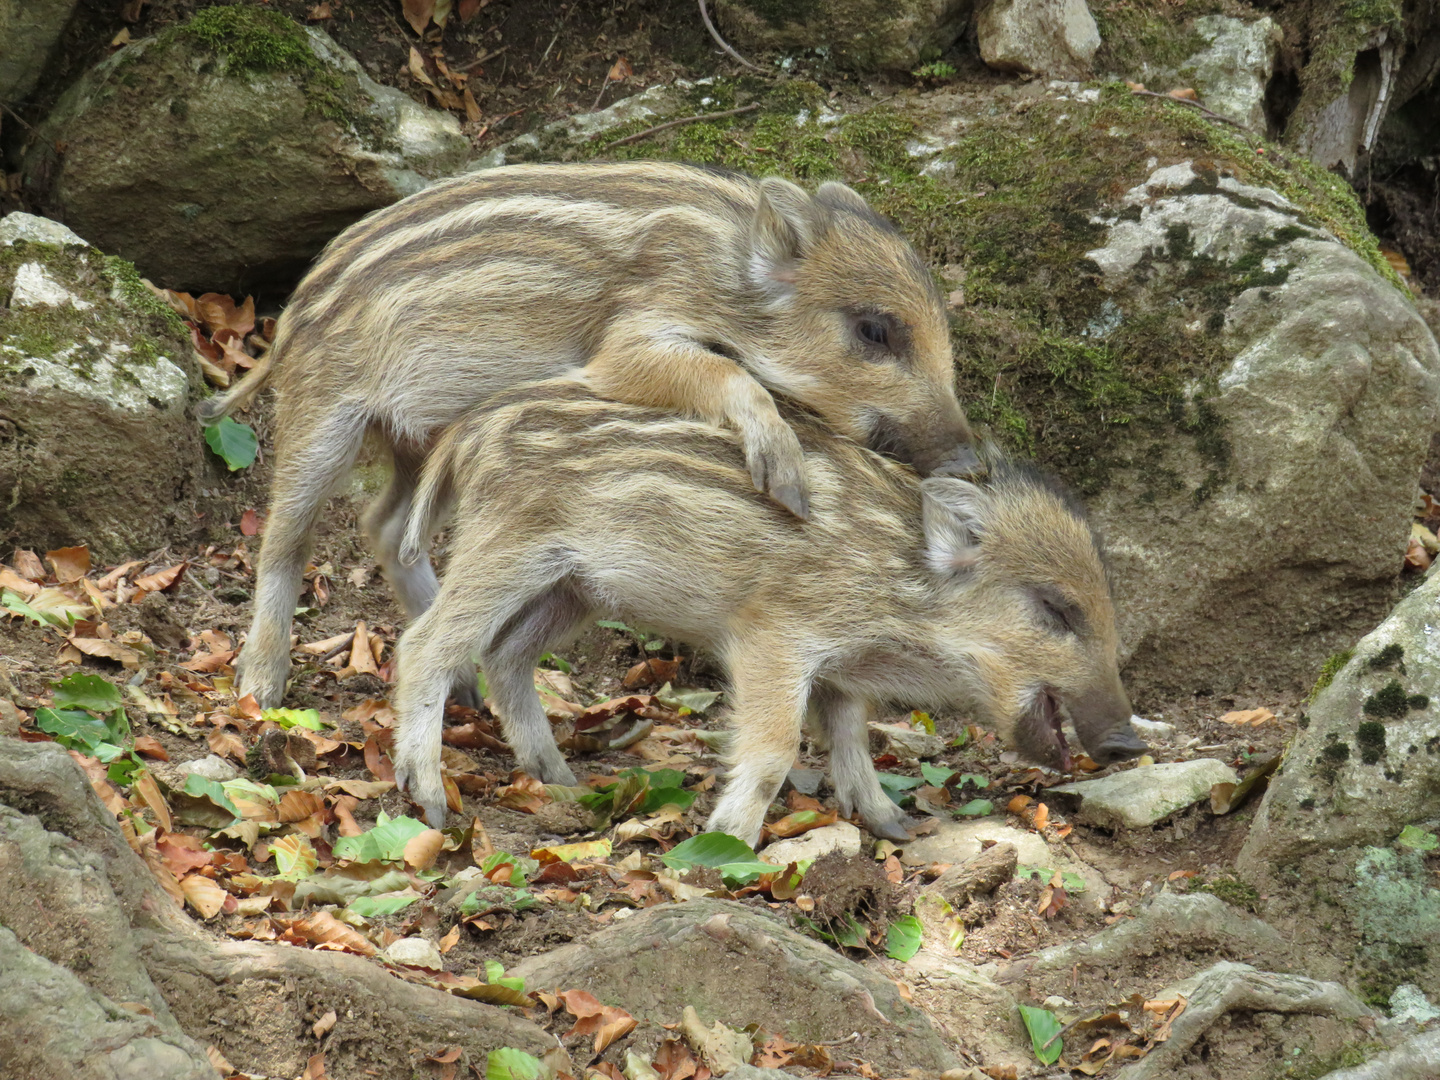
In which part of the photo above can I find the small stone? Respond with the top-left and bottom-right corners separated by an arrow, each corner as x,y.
900,820 -> 1106,907
384,936 -> 443,970
976,0 -> 1100,79
1389,983 -> 1440,1027
785,768 -> 824,796
1129,715 -> 1177,739
1052,759 -> 1238,829
175,755 -> 239,783
868,721 -> 944,759
760,821 -> 862,865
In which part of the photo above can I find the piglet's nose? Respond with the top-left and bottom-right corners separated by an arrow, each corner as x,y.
929,443 -> 985,480
1092,728 -> 1149,764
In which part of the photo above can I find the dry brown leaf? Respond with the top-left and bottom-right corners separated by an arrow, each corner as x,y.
12,549 -> 47,581
0,566 -> 40,597
301,1051 -> 327,1080
1032,802 -> 1049,831
363,734 -> 396,782
331,794 -> 363,837
607,56 -> 633,82
403,828 -> 445,870
181,873 -> 228,919
1218,708 -> 1274,727
286,910 -> 377,955
1006,795 -> 1032,815
402,0 -> 435,34
438,924 -> 461,954
279,790 -> 326,823
622,655 -> 682,689
308,2 -> 333,19
196,293 -> 255,337
1407,535 -> 1433,570
131,770 -> 172,831
133,735 -> 169,760
764,808 -> 838,839
347,620 -> 379,677
45,545 -> 91,583
208,727 -> 248,762
134,562 -> 186,593
462,87 -> 482,123
408,45 -> 436,86
559,989 -> 638,1054
312,1009 -> 337,1038
1167,87 -> 1199,100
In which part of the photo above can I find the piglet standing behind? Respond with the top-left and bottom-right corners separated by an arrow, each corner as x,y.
391,381 -> 1147,847
199,161 -> 976,711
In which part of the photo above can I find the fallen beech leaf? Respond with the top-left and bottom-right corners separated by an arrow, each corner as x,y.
408,45 -> 436,86
312,1009 -> 337,1038
438,925 -> 461,954
134,562 -> 186,593
0,566 -> 40,597
656,1037 -> 702,1078
332,794 -> 363,837
208,727 -> 247,762
1167,87 -> 1199,100
286,910 -> 377,955
1406,535 -> 1432,570
462,87 -> 482,123
1032,802 -> 1049,831
308,2 -> 333,18
45,545 -> 91,583
279,790 -> 326,823
403,828 -> 446,870
133,770 -> 173,831
765,808 -> 837,839
301,1050 -> 327,1080
607,56 -> 633,82
560,989 -> 638,1053
622,656 -> 682,689
181,873 -> 228,918
240,509 -> 262,536
1218,708 -> 1274,727
158,834 -> 213,878
363,734 -> 396,781
1007,795 -> 1033,815
133,735 -> 169,760
196,293 -> 255,337
347,621 -> 379,677
1124,80 -> 1145,92
13,549 -> 47,581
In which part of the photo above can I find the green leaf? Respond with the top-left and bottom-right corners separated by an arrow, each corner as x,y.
332,813 -> 430,863
877,771 -> 924,806
539,652 -> 571,673
910,710 -> 935,734
659,832 -> 755,871
347,893 -> 420,917
483,960 -> 526,992
1397,824 -> 1440,851
955,799 -> 994,817
260,707 -> 329,731
221,777 -> 280,804
182,775 -> 241,816
91,741 -> 127,763
920,763 -> 956,787
644,638 -> 666,652
834,912 -> 868,948
885,915 -> 923,961
655,682 -> 721,715
1060,871 -> 1087,893
480,850 -> 540,885
486,1048 -> 542,1080
956,773 -> 989,789
34,707 -> 112,752
639,786 -> 696,813
1019,1005 -> 1064,1065
107,755 -> 143,785
51,673 -> 123,714
595,619 -> 635,633
717,860 -> 781,888
2,588 -> 51,627
203,416 -> 258,471
457,884 -> 535,916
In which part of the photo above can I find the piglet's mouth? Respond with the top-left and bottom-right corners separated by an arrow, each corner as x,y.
1040,691 -> 1074,773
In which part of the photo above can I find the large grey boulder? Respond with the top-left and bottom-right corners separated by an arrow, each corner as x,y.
0,0 -> 79,104
1237,565 -> 1440,874
976,0 -> 1100,79
21,7 -> 469,292
714,0 -> 971,72
508,898 -> 958,1073
1081,160 -> 1439,697
0,213 -> 209,559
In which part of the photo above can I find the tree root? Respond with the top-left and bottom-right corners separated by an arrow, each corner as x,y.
0,740 -> 560,1080
1116,962 -> 1375,1080
1317,1028 -> 1440,1079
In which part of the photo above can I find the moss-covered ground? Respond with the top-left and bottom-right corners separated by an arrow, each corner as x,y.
510,76 -> 1394,498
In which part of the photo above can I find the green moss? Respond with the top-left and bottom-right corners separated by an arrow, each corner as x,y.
1310,650 -> 1353,700
1351,846 -> 1440,1007
178,5 -> 317,75
101,255 -> 187,337
1195,876 -> 1260,911
1367,643 -> 1405,670
1091,0 -> 1210,73
1280,1044 -> 1384,1080
1364,680 -> 1410,719
1322,741 -> 1351,763
1356,721 -> 1387,765
166,6 -> 387,146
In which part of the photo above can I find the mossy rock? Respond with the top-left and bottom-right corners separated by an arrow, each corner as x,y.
477,76 -> 1438,699
0,214 -> 212,559
712,0 -> 970,72
20,7 -> 469,292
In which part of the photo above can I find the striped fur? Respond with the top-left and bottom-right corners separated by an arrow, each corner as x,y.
215,162 -> 977,709
391,380 -> 1145,846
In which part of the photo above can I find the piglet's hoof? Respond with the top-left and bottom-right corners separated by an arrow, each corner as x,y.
869,815 -> 916,843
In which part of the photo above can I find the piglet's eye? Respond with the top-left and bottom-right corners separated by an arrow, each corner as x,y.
856,319 -> 889,347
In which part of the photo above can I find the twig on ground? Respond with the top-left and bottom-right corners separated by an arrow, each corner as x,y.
698,0 -> 762,71
601,102 -> 760,147
1,101 -> 39,137
457,44 -> 508,73
1129,89 -> 1251,133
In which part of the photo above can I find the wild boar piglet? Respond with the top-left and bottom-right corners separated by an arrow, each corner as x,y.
199,161 -> 976,711
390,380 -> 1146,847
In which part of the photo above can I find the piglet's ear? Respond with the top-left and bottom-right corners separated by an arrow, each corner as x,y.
749,176 -> 824,290
814,180 -> 872,216
921,477 -> 989,576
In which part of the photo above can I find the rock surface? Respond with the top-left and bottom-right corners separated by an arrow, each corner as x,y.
760,820 -> 862,864
0,0 -> 78,105
1237,565 -> 1440,873
976,0 -> 1100,78
22,8 -> 468,292
714,0 -> 971,72
508,898 -> 958,1073
1051,759 -> 1238,829
1180,16 -> 1279,131
1080,159 -> 1440,697
0,213 -> 209,559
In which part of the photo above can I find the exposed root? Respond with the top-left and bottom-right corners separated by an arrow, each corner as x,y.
1116,962 -> 1375,1080
697,0 -> 762,71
